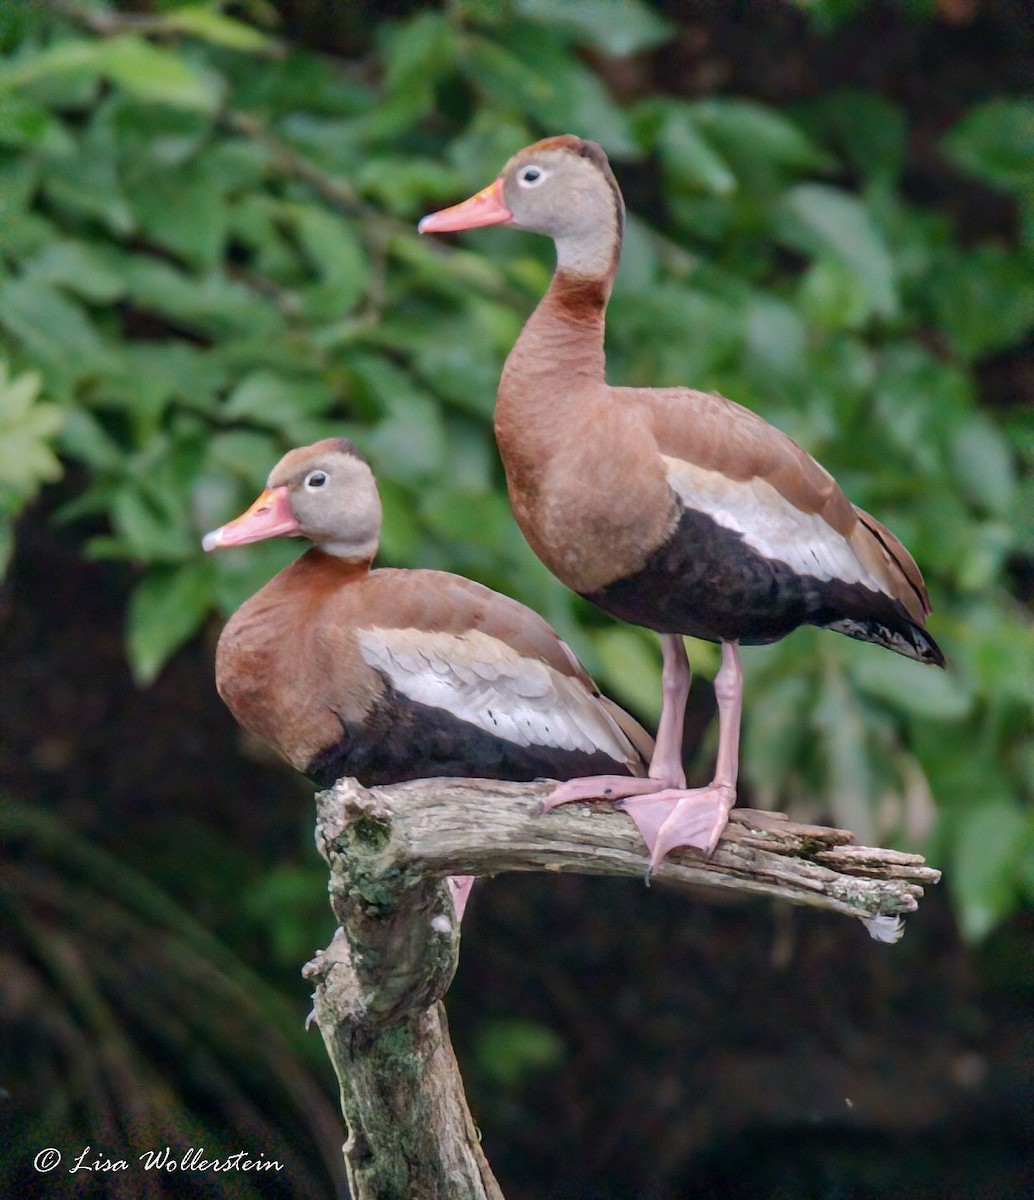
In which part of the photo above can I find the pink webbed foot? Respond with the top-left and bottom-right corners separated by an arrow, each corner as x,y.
621,784 -> 736,869
541,774 -> 674,812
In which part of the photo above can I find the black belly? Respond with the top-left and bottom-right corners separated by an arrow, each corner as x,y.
583,506 -> 925,650
305,688 -> 641,790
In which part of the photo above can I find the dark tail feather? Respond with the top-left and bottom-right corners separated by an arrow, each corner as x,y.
825,614 -> 946,667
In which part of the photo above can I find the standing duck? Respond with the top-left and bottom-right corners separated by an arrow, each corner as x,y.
419,135 -> 945,869
203,439 -> 653,913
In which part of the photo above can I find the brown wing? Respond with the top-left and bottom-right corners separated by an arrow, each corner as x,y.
626,385 -> 856,529
623,385 -> 932,618
849,508 -> 931,621
324,568 -> 654,771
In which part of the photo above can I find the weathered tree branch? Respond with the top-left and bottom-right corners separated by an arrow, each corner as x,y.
304,778 -> 939,1198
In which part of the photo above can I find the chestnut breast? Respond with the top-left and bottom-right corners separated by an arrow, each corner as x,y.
215,552 -> 381,773
495,383 -> 679,595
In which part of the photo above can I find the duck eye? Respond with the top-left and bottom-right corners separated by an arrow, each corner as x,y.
518,165 -> 546,187
304,470 -> 327,490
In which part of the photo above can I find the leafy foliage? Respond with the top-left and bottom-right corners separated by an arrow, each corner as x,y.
0,360 -> 62,571
0,0 -> 1030,948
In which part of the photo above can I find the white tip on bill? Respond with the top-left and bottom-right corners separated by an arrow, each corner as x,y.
201,528 -> 223,553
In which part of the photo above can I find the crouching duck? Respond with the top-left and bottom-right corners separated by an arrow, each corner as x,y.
203,439 -> 654,912
420,135 -> 945,869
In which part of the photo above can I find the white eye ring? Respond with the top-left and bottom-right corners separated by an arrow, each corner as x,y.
304,470 -> 327,490
517,164 -> 547,188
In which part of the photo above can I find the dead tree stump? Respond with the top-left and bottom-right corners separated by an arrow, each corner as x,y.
304,778 -> 940,1199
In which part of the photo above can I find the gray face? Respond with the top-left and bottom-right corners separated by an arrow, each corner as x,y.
500,148 -> 624,274
270,444 -> 383,560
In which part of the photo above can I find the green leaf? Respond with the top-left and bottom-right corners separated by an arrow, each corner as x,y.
24,239 -> 127,303
658,107 -> 736,196
124,160 -> 228,270
0,406 -> 63,493
0,363 -> 63,495
241,865 -> 333,967
364,392 -> 447,485
942,98 -> 1034,195
926,245 -> 1034,361
515,0 -> 673,56
951,416 -> 1017,517
0,34 -> 221,112
163,6 -> 277,54
110,484 -> 196,562
850,651 -> 972,721
58,409 -> 124,473
591,626 -> 661,724
803,91 -> 906,183
0,93 -> 72,152
120,258 -> 282,339
461,33 -> 636,155
99,35 -> 222,111
407,312 -> 509,418
358,156 -> 465,216
473,1017 -> 565,1090
375,478 -> 421,564
223,370 -> 334,428
420,488 -> 513,549
0,363 -> 42,423
743,295 -> 807,379
381,10 -> 457,93
742,674 -> 812,798
690,98 -> 833,177
290,206 -> 369,314
0,277 -> 107,369
126,561 -> 212,685
204,430 -> 282,486
815,664 -> 875,841
798,256 -> 873,332
782,183 -> 899,318
789,0 -> 869,29
610,285 -> 742,386
951,799 -> 1027,941
39,111 -> 137,236
0,37 -> 104,94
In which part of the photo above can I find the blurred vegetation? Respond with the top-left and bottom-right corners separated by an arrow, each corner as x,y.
0,797 -> 346,1196
0,0 -> 1031,1193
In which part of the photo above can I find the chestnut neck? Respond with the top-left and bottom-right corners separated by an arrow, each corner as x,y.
292,544 -> 375,582
501,264 -> 614,400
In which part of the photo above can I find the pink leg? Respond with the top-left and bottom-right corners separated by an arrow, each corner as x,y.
647,634 -> 691,787
622,641 -> 743,866
447,875 -> 475,922
541,635 -> 690,811
537,637 -> 743,868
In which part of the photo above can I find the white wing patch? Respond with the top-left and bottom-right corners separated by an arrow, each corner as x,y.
356,627 -> 635,762
661,456 -> 880,588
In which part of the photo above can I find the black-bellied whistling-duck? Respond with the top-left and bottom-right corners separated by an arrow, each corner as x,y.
419,135 -> 945,870
203,439 -> 654,912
